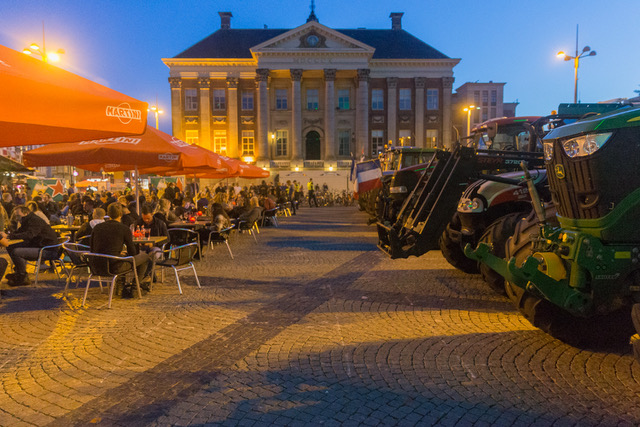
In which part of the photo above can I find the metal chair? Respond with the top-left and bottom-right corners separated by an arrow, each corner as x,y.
207,226 -> 233,259
82,253 -> 142,308
62,242 -> 90,297
26,237 -> 69,286
237,219 -> 259,243
261,208 -> 279,227
151,242 -> 201,294
168,227 -> 201,256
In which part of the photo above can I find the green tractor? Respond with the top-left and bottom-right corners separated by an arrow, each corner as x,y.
465,106 -> 640,350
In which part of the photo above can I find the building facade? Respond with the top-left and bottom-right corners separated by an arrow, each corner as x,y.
452,82 -> 519,138
162,11 -> 459,170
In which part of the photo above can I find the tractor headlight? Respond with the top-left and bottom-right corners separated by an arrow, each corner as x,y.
543,142 -> 554,161
389,186 -> 408,194
457,197 -> 484,213
561,132 -> 612,158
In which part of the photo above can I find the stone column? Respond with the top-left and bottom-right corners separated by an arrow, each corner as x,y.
226,77 -> 239,158
255,69 -> 270,162
290,69 -> 303,162
387,77 -> 397,145
415,77 -> 425,148
198,76 -> 211,150
356,69 -> 370,158
169,77 -> 183,140
442,77 -> 454,149
323,69 -> 336,161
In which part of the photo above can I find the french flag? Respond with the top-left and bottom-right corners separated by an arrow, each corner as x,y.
355,159 -> 382,194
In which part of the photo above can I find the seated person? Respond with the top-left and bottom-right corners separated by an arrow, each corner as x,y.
153,198 -> 178,227
74,207 -> 106,243
238,197 -> 263,226
196,192 -> 209,212
134,203 -> 168,269
261,194 -> 276,211
118,195 -> 137,227
197,203 -> 231,245
90,202 -> 149,291
2,206 -> 59,287
26,200 -> 50,224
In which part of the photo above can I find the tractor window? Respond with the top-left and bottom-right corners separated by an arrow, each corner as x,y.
477,123 -> 531,151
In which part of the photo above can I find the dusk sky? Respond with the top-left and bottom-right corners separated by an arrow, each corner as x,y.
2,0 -> 639,135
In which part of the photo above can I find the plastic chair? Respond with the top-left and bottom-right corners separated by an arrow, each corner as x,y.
26,237 -> 69,286
82,253 -> 142,308
62,242 -> 90,296
207,226 -> 233,259
151,242 -> 201,294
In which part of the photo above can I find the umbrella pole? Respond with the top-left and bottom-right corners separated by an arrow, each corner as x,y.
135,165 -> 140,215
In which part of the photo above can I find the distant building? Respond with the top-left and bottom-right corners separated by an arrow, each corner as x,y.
452,82 -> 518,138
162,10 -> 459,170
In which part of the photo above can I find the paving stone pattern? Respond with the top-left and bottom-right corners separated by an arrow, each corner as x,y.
0,206 -> 639,426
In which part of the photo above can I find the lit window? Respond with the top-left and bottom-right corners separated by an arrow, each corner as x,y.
399,89 -> 411,110
371,130 -> 384,156
399,129 -> 411,146
371,89 -> 384,110
242,130 -> 254,155
242,91 -> 254,110
185,130 -> 199,145
338,89 -> 350,110
307,89 -> 319,110
338,130 -> 351,156
276,130 -> 288,156
213,89 -> 226,110
213,130 -> 227,154
276,89 -> 288,110
185,89 -> 198,111
426,89 -> 439,110
426,129 -> 438,148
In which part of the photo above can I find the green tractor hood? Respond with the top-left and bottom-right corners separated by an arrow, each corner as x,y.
544,106 -> 640,140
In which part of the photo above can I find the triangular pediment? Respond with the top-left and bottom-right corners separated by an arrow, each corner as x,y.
251,21 -> 374,56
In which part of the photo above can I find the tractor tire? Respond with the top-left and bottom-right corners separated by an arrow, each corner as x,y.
478,212 -> 527,295
505,204 -> 634,348
439,213 -> 479,274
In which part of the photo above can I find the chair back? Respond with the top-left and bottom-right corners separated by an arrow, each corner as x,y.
41,237 -> 70,260
76,235 -> 91,247
83,253 -> 134,277
165,242 -> 199,267
168,228 -> 198,247
63,243 -> 90,267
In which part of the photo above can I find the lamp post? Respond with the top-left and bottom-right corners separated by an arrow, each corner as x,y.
148,95 -> 164,129
22,21 -> 65,63
463,105 -> 480,137
557,24 -> 596,103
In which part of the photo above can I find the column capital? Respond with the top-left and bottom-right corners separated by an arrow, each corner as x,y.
168,77 -> 182,88
255,68 -> 270,82
290,69 -> 303,81
197,77 -> 210,88
226,77 -> 239,88
386,77 -> 398,88
442,77 -> 455,89
415,77 -> 426,89
357,68 -> 370,81
323,68 -> 337,81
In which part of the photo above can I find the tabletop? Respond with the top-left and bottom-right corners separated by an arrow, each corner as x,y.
52,224 -> 81,232
133,236 -> 169,246
168,221 -> 209,229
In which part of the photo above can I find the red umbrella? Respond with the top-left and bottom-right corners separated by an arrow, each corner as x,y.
0,45 -> 147,146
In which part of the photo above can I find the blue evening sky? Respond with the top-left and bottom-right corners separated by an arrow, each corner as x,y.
2,0 -> 638,135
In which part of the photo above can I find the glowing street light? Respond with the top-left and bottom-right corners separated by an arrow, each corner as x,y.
148,105 -> 163,129
22,21 -> 65,63
557,24 -> 596,103
463,105 -> 480,137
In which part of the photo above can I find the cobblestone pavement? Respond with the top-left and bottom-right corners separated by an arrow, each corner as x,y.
1,206 -> 640,426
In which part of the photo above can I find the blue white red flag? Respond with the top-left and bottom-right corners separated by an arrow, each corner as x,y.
355,159 -> 382,194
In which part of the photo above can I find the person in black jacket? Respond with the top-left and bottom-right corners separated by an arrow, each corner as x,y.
2,206 -> 59,287
91,202 -> 149,287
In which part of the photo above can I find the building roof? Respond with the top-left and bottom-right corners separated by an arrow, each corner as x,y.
174,29 -> 450,60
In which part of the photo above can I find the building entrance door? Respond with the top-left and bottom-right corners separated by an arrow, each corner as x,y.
305,131 -> 321,160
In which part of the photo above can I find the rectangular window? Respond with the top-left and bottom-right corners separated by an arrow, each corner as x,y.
473,91 -> 480,106
241,130 -> 254,155
338,130 -> 351,156
426,129 -> 438,148
399,129 -> 411,146
213,89 -> 226,110
276,130 -> 288,156
426,88 -> 439,110
213,130 -> 227,155
482,110 -> 488,122
337,89 -> 350,110
307,89 -> 319,110
482,90 -> 488,107
399,88 -> 411,110
474,109 -> 480,124
185,130 -> 199,145
371,130 -> 385,156
491,90 -> 497,107
490,107 -> 496,119
276,89 -> 288,110
242,91 -> 254,110
185,89 -> 198,111
371,89 -> 384,110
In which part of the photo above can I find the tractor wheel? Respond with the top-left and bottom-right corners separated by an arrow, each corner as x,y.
478,212 -> 527,295
439,213 -> 479,274
505,205 -> 634,347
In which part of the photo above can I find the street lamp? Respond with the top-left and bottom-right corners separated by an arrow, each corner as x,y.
148,105 -> 163,129
463,105 -> 480,137
22,21 -> 65,63
557,24 -> 596,103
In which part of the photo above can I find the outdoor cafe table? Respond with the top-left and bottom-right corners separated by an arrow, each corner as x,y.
133,236 -> 168,247
52,224 -> 81,240
168,221 -> 209,229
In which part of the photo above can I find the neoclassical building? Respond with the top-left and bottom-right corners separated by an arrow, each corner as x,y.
162,11 -> 459,170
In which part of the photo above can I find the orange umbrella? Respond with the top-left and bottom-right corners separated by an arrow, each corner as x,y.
0,44 -> 147,146
138,146 -> 234,176
181,161 -> 270,179
22,126 -> 224,172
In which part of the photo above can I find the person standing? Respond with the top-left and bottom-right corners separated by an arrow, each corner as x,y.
307,178 -> 318,207
286,180 -> 296,215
